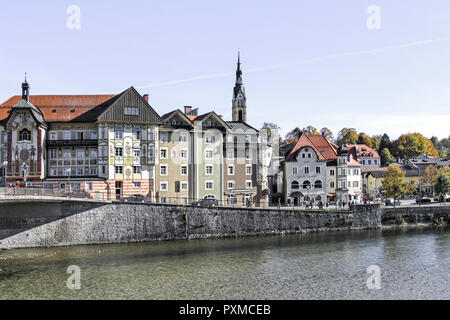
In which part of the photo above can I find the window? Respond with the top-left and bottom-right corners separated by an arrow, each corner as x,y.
149,146 -> 155,158
160,148 -> 168,159
205,149 -> 213,160
124,106 -> 140,115
90,148 -> 97,158
314,180 -> 323,189
49,167 -> 57,176
293,167 -> 298,175
228,165 -> 234,175
160,165 -> 168,176
330,169 -> 335,176
160,133 -> 168,142
291,181 -> 300,190
205,181 -> 213,190
101,129 -> 106,140
132,129 -> 141,140
303,181 -> 311,189
245,149 -> 251,160
302,153 -> 306,159
76,149 -> 84,159
368,160 -> 372,165
180,149 -> 188,159
205,135 -> 216,143
115,147 -> 123,157
227,195 -> 238,205
70,183 -> 81,191
316,167 -> 321,174
115,166 -> 123,174
245,135 -> 251,143
330,182 -> 335,188
205,165 -> 213,175
115,128 -> 123,140
63,132 -> 71,140
76,132 -> 84,140
101,166 -> 106,175
19,128 -> 31,141
133,166 -> 141,174
133,182 -> 142,188
86,182 -> 93,191
354,169 -> 359,175
63,149 -> 71,159
246,165 -> 252,175
50,149 -> 57,159
179,134 -> 187,142
338,181 -> 342,188
49,132 -> 57,141
181,165 -> 188,176
246,180 -> 252,189
181,182 -> 188,191
160,182 -> 168,191
100,147 -> 107,157
90,131 -> 98,140
228,181 -> 235,189
90,167 -> 97,175
308,153 -> 311,159
353,181 -> 359,188
133,149 -> 141,157
227,150 -> 234,160
304,167 -> 310,174
149,131 -> 155,141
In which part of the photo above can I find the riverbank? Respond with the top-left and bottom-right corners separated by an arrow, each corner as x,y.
0,199 -> 449,249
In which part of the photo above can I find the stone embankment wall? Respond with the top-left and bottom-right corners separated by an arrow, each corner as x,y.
0,200 -> 381,249
381,205 -> 450,226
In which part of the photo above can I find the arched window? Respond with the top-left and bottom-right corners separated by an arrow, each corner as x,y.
19,128 -> 31,141
291,181 -> 300,190
238,110 -> 243,122
314,180 -> 323,189
303,180 -> 311,189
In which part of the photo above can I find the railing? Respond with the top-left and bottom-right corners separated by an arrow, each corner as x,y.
47,139 -> 98,146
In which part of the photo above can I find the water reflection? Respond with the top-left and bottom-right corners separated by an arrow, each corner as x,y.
0,227 -> 448,300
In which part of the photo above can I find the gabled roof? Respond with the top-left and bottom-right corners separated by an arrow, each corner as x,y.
192,111 -> 231,130
161,109 -> 194,127
3,98 -> 47,128
1,94 -> 115,122
286,133 -> 338,161
71,87 -> 162,124
226,121 -> 259,133
347,144 -> 380,159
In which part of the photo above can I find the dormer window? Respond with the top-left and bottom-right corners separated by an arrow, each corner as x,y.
19,128 -> 31,142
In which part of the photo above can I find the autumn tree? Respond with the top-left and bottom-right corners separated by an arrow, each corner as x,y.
337,128 -> 358,145
422,165 -> 438,187
302,126 -> 320,135
392,133 -> 438,159
382,165 -> 416,205
284,127 -> 302,144
320,127 -> 334,141
358,132 -> 375,149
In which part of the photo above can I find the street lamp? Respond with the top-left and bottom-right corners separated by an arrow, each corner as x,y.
2,161 -> 7,194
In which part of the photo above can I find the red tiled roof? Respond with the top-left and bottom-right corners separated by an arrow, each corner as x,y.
286,134 -> 337,161
347,144 -> 380,159
0,95 -> 116,122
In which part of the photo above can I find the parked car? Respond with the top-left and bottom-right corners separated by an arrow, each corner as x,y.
434,195 -> 450,202
385,198 -> 401,206
123,194 -> 150,203
416,196 -> 432,204
192,198 -> 219,207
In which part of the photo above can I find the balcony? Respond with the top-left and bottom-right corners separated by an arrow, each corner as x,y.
47,139 -> 98,147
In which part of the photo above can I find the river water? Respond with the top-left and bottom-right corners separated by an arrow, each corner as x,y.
0,226 -> 449,300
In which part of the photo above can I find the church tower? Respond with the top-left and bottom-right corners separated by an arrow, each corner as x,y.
232,52 -> 247,123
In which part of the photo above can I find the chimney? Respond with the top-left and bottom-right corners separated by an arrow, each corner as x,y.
184,106 -> 192,115
143,94 -> 149,103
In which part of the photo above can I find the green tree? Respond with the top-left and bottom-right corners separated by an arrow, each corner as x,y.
379,133 -> 391,152
380,148 -> 394,166
302,126 -> 320,135
382,165 -> 415,206
435,173 -> 450,202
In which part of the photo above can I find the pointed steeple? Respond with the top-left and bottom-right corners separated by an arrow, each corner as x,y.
236,51 -> 243,85
22,73 -> 30,101
232,52 -> 247,123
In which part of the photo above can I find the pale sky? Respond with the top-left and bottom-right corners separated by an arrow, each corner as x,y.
1,0 -> 450,140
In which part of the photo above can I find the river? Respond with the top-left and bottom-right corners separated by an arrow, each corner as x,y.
0,226 -> 449,300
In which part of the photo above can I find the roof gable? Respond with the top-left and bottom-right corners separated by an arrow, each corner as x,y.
286,134 -> 337,161
73,87 -> 162,124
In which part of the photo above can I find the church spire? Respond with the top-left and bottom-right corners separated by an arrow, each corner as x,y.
232,52 -> 247,123
22,73 -> 30,101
